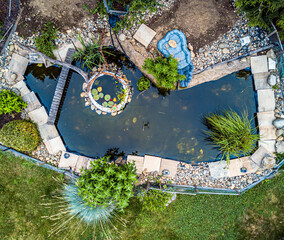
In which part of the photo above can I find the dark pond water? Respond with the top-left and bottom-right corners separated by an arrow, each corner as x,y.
24,61 -> 256,163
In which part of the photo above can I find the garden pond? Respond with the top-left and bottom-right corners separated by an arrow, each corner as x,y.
24,55 -> 257,163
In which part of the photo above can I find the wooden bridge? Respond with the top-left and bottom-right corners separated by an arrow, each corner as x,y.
47,48 -> 75,125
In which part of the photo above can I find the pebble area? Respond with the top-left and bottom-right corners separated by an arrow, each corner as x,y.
0,0 -> 280,189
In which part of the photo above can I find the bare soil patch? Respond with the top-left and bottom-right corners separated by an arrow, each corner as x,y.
17,0 -> 98,37
0,113 -> 22,130
149,0 -> 237,52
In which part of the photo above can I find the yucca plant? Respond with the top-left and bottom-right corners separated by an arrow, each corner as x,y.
204,110 -> 259,164
72,33 -> 112,70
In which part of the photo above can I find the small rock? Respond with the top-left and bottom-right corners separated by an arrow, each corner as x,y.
11,73 -> 17,81
276,129 -> 284,138
219,43 -> 229,49
187,43 -> 193,51
91,105 -> 95,110
82,83 -> 87,90
222,48 -> 230,54
273,118 -> 284,129
267,74 -> 277,86
276,141 -> 284,153
119,34 -> 126,41
261,156 -> 276,169
80,92 -> 86,98
266,49 -> 276,59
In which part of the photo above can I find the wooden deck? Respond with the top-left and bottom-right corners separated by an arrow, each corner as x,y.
47,48 -> 75,125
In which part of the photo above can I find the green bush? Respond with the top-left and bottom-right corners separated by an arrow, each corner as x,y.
0,21 -> 3,39
0,120 -> 41,152
137,76 -> 150,91
77,156 -> 137,211
34,21 -> 58,58
137,189 -> 173,213
85,0 -> 161,31
235,0 -> 284,39
0,90 -> 27,114
143,56 -> 185,90
204,110 -> 259,163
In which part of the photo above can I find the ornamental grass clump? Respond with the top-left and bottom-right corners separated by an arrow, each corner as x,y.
0,90 -> 27,114
77,155 -> 137,211
204,110 -> 259,163
0,120 -> 41,152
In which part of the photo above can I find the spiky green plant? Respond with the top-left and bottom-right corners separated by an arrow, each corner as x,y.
77,156 -> 137,211
72,33 -> 111,70
204,110 -> 259,163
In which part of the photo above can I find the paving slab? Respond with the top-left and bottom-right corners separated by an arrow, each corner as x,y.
253,72 -> 270,90
228,157 -> 259,177
133,24 -> 156,48
127,155 -> 144,174
208,161 -> 229,179
22,91 -> 42,112
257,111 -> 276,140
58,151 -> 79,169
28,106 -> 48,125
12,80 -> 31,96
44,136 -> 66,154
268,58 -> 276,70
8,53 -> 29,82
143,155 -> 161,172
251,55 -> 268,74
258,140 -> 276,154
38,123 -> 59,141
75,156 -> 91,174
257,89 -> 275,112
251,146 -> 274,166
159,158 -> 179,177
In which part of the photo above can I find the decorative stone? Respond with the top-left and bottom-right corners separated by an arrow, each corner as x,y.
273,118 -> 284,129
85,101 -> 91,107
11,73 -> 17,81
168,40 -> 177,48
119,34 -> 126,41
268,58 -> 276,70
222,48 -> 230,54
267,74 -> 277,86
82,83 -> 87,90
266,49 -> 276,59
276,129 -> 284,138
91,105 -> 95,110
276,141 -> 284,153
261,156 -> 276,169
219,43 -> 229,49
80,92 -> 86,97
187,43 -> 193,51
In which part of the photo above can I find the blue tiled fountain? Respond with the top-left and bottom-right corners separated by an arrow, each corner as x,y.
158,30 -> 194,88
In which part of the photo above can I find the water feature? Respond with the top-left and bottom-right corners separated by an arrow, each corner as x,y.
24,60 -> 256,163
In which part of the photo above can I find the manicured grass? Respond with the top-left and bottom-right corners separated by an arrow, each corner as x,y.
0,152 -> 283,239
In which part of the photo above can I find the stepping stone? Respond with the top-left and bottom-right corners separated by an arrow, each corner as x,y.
133,24 -> 156,48
253,72 -> 270,90
13,80 -> 31,96
38,123 -> 59,141
251,145 -> 274,166
28,106 -> 48,125
8,53 -> 29,82
258,140 -> 276,153
143,155 -> 161,172
257,89 -> 275,112
22,91 -> 42,112
251,55 -> 268,74
58,151 -> 79,169
159,158 -> 179,177
257,111 -> 276,140
127,155 -> 144,174
228,157 -> 259,177
208,161 -> 229,179
44,136 -> 66,154
75,156 -> 91,174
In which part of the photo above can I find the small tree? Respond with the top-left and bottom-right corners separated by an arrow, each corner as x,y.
204,110 -> 259,163
235,0 -> 284,39
143,56 -> 186,90
77,156 -> 137,211
0,90 -> 27,114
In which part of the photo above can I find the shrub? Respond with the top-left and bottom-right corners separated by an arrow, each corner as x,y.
143,56 -> 186,90
137,76 -> 150,91
137,189 -> 173,213
77,156 -> 137,211
34,21 -> 58,58
0,90 -> 27,114
85,0 -> 161,31
204,110 -> 259,163
235,0 -> 284,39
0,120 -> 41,152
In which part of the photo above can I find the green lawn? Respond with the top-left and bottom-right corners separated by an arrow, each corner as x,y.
0,152 -> 283,239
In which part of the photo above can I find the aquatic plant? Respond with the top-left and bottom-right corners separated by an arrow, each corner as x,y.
94,94 -> 100,101
117,88 -> 128,101
137,76 -> 151,91
97,86 -> 102,92
105,94 -> 111,101
102,101 -> 108,107
0,90 -> 27,114
143,56 -> 186,90
99,92 -> 104,98
77,155 -> 137,211
204,110 -> 259,164
91,89 -> 98,95
34,21 -> 58,58
0,120 -> 41,152
108,101 -> 114,107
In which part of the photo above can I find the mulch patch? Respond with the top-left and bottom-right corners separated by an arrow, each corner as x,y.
0,113 -> 22,130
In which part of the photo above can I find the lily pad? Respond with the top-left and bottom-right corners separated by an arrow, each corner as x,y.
93,94 -> 99,101
102,101 -> 108,107
105,94 -> 111,101
99,92 -> 104,98
92,89 -> 98,95
108,101 -> 114,107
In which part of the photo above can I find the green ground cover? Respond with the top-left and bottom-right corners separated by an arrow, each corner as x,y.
0,152 -> 283,239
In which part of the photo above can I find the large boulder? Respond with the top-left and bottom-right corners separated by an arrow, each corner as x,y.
260,156 -> 276,169
273,119 -> 284,129
276,141 -> 284,153
267,74 -> 277,87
